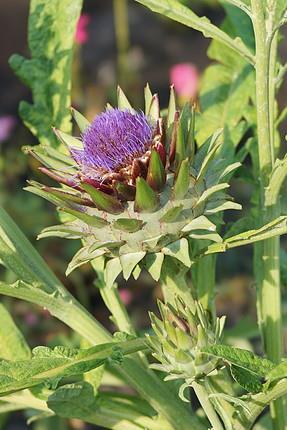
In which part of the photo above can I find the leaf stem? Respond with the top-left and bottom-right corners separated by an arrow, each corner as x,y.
192,381 -> 224,430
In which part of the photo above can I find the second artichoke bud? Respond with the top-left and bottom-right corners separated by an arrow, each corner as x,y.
147,299 -> 225,383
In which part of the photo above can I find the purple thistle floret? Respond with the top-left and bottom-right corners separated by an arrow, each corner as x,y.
71,108 -> 154,179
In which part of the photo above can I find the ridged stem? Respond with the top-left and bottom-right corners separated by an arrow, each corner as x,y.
113,0 -> 130,85
194,254 -> 216,318
192,382 -> 224,430
251,1 -> 285,428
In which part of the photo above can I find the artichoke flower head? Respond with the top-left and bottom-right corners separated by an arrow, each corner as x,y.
26,85 -> 241,285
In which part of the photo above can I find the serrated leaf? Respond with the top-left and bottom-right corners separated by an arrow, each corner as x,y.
0,339 -> 145,395
9,0 -> 83,147
144,253 -> 164,281
230,365 -> 263,393
203,344 -> 274,376
162,238 -> 191,267
134,0 -> 254,65
48,382 -> 156,428
120,252 -> 146,280
0,304 -> 31,361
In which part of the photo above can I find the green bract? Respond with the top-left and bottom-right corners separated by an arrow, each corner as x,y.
147,299 -> 225,383
26,85 -> 241,286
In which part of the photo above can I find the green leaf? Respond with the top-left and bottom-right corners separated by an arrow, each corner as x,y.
48,382 -> 158,429
148,94 -> 160,122
144,253 -> 164,281
112,218 -> 144,233
0,207 -> 67,294
167,85 -> 176,129
160,205 -> 183,223
265,360 -> 287,386
135,178 -> 159,212
230,365 -> 263,393
147,149 -> 166,191
71,107 -> 90,132
59,207 -> 109,228
181,215 -> 216,233
53,128 -> 83,149
0,304 -> 31,360
105,258 -> 123,289
120,252 -> 146,280
82,183 -> 123,214
134,0 -> 254,65
9,0 -> 83,147
66,246 -> 107,276
117,86 -> 133,111
204,344 -> 274,376
173,159 -> 190,200
195,183 -> 230,206
162,238 -> 191,267
0,339 -> 146,395
144,83 -> 153,115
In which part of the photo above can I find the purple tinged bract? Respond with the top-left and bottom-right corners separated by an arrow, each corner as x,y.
71,108 -> 154,179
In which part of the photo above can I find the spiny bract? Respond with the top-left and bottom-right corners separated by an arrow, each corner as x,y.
147,299 -> 225,386
26,85 -> 241,286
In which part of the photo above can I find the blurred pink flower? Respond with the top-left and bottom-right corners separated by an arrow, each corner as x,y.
75,14 -> 90,45
119,289 -> 132,306
0,115 -> 16,142
170,63 -> 199,100
24,313 -> 38,327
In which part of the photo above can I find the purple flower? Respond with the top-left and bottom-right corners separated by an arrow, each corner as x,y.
71,108 -> 154,181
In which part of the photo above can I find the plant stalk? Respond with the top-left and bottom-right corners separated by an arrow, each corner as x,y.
192,382 -> 224,430
251,1 -> 285,428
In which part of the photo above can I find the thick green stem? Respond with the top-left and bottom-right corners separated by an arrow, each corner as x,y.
193,254 -> 216,318
251,1 -> 285,428
192,382 -> 224,430
113,0 -> 130,84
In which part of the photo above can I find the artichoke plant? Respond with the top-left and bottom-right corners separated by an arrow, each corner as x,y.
26,85 -> 240,285
148,299 -> 225,383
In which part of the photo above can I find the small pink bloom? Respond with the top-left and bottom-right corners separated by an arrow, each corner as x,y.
75,14 -> 90,45
0,115 -> 16,142
119,289 -> 132,306
170,63 -> 199,100
24,313 -> 38,327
